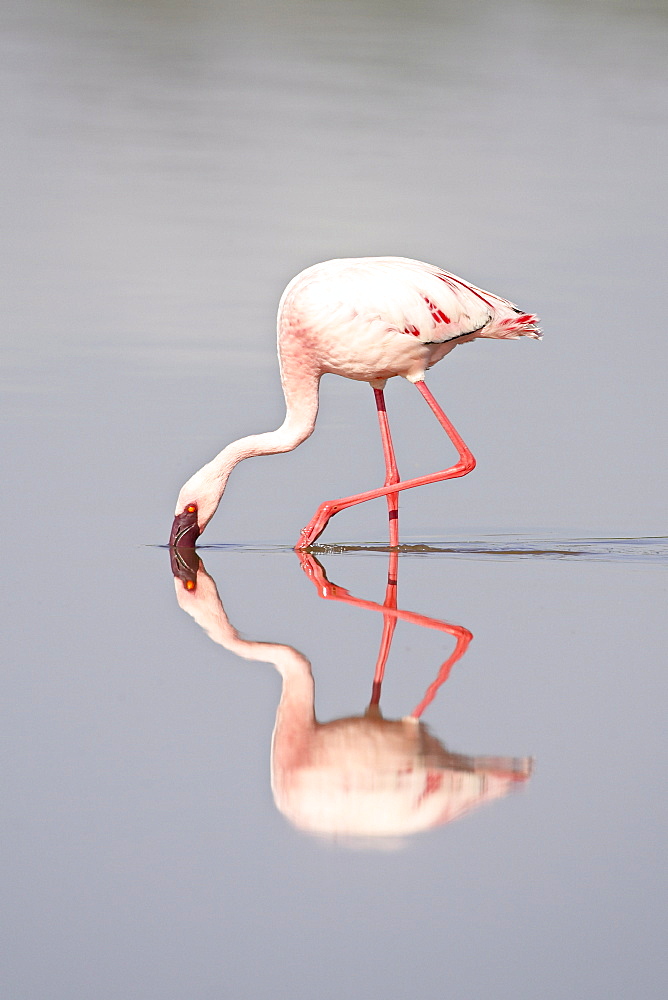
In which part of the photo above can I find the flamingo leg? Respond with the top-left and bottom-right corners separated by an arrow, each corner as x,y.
296,379 -> 476,548
373,386 -> 400,549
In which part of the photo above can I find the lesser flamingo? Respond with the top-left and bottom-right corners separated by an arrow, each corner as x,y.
169,257 -> 540,549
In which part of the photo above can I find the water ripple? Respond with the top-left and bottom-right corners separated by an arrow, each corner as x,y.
192,536 -> 668,563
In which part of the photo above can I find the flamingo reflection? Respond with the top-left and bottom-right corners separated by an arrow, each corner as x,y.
171,548 -> 531,842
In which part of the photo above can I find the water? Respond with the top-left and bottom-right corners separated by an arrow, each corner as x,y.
200,536 -> 668,562
2,1 -> 666,998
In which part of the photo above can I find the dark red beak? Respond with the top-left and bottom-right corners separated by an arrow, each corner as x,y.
169,505 -> 200,549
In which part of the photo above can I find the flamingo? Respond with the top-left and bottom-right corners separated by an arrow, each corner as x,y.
169,257 -> 541,549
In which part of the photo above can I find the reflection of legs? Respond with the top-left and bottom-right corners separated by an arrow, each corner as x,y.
297,551 -> 473,716
369,548 -> 398,711
297,379 -> 476,548
408,622 -> 472,719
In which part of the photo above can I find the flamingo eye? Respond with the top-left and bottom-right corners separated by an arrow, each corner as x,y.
186,504 -> 197,514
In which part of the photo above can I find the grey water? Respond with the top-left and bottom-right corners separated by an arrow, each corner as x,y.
2,1 -> 666,999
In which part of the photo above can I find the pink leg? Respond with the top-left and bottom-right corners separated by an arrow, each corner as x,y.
296,379 -> 476,548
373,387 -> 400,550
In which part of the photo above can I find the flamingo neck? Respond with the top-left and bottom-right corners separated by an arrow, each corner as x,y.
214,368 -> 320,476
177,370 -> 320,529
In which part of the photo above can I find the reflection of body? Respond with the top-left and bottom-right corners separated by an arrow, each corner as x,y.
172,550 -> 532,841
274,711 -> 530,839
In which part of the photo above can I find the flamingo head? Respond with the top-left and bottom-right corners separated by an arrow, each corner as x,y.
170,465 -> 224,548
169,502 -> 201,548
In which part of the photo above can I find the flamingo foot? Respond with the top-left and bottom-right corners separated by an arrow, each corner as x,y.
295,501 -> 340,548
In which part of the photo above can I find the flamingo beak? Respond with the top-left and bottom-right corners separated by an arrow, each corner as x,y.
169,504 -> 200,549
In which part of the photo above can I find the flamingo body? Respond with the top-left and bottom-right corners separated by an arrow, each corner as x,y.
169,257 -> 540,548
279,257 -> 539,386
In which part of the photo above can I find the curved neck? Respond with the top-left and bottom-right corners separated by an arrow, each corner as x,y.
178,368 -> 321,526
174,564 -> 317,771
216,367 -> 319,479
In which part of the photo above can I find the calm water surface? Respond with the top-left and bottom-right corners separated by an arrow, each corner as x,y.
2,1 -> 666,998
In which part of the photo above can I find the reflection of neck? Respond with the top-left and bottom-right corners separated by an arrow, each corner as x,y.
174,565 -> 316,777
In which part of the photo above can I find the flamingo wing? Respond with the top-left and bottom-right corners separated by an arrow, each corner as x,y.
372,257 -> 498,343
281,257 -> 540,345
366,257 -> 541,343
